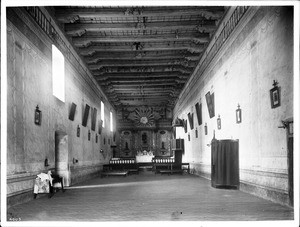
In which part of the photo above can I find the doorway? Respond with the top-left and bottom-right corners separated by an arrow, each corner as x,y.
55,131 -> 70,186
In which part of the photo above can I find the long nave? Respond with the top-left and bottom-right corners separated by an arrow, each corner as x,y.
1,1 -> 298,227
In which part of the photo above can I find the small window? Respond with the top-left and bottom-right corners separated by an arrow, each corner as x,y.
101,101 -> 105,128
110,111 -> 113,132
52,45 -> 65,102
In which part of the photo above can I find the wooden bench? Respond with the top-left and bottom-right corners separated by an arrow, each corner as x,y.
138,166 -> 153,172
101,171 -> 129,178
153,163 -> 171,174
159,169 -> 184,175
127,169 -> 139,175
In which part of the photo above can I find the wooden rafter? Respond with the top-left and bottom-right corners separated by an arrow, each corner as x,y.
52,5 -> 227,109
55,6 -> 226,22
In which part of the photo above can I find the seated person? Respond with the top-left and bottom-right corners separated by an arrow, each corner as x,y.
34,170 -> 66,199
33,172 -> 51,199
48,171 -> 66,198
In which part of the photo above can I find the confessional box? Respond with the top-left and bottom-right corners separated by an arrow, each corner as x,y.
211,139 -> 239,189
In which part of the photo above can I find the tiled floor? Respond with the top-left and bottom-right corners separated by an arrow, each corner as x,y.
7,173 -> 294,222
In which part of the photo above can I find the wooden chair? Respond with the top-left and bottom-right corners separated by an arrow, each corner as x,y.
49,172 -> 65,198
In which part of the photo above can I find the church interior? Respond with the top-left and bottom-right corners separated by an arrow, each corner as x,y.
1,2 -> 298,226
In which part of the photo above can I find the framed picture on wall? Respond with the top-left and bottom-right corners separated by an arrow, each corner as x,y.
172,127 -> 176,139
187,112 -> 194,130
98,120 -> 103,134
205,92 -> 215,118
195,102 -> 202,125
270,86 -> 280,109
34,105 -> 42,125
183,119 -> 188,133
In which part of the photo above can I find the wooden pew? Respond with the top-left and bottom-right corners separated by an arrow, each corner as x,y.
100,171 -> 129,178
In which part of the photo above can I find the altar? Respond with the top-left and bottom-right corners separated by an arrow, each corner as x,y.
135,150 -> 154,163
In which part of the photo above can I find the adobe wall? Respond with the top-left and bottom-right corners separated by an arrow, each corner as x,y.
173,6 -> 293,206
6,8 -> 115,207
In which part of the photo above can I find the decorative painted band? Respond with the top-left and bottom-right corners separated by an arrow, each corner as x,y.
240,180 -> 288,195
7,175 -> 36,184
7,168 -> 55,184
70,164 -> 103,170
7,188 -> 32,198
240,182 -> 290,207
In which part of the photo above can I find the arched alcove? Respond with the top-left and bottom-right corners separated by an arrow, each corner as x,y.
55,130 -> 70,186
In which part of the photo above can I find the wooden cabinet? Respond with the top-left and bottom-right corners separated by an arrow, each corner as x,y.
171,139 -> 184,165
174,150 -> 183,165
171,139 -> 184,151
211,139 -> 239,189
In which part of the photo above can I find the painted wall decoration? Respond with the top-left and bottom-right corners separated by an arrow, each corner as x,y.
77,125 -> 80,137
118,130 -> 172,157
34,105 -> 42,125
236,104 -> 242,123
270,80 -> 281,109
183,119 -> 188,133
68,102 -> 77,121
205,92 -> 215,118
188,112 -> 194,130
195,102 -> 202,125
82,104 -> 90,127
217,115 -> 221,130
91,107 -> 97,131
98,120 -> 103,134
157,130 -> 171,156
116,106 -> 173,130
120,131 -> 133,157
133,107 -> 155,127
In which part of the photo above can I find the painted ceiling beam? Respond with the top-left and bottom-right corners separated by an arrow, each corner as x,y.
78,47 -> 204,57
55,6 -> 225,22
84,51 -> 200,61
65,21 -> 217,36
91,65 -> 193,72
86,57 -> 196,65
77,41 -> 204,51
73,36 -> 210,47
89,61 -> 196,70
118,100 -> 171,106
103,83 -> 184,88
86,58 -> 198,66
100,78 -> 186,85
95,72 -> 189,81
110,90 -> 180,94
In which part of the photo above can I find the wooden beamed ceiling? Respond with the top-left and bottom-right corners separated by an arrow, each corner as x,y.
53,6 -> 227,109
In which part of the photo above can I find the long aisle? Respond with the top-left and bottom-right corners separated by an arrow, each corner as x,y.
7,173 -> 293,222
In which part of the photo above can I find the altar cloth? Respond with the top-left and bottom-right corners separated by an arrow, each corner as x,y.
136,155 -> 153,163
135,150 -> 154,163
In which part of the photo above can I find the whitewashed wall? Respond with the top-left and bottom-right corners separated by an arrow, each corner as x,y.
174,7 -> 293,205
